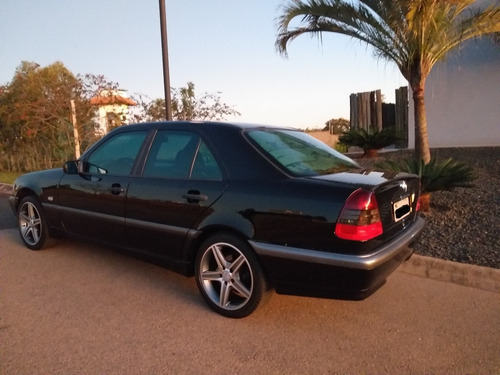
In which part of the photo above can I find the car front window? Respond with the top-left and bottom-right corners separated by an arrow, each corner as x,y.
85,130 -> 148,175
246,129 -> 359,176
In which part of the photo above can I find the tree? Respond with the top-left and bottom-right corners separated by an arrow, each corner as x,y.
324,117 -> 349,134
276,0 -> 500,163
0,62 -> 120,171
80,74 -> 131,133
0,62 -> 98,171
134,82 -> 240,122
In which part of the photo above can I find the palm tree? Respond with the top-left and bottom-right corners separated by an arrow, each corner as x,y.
276,0 -> 500,163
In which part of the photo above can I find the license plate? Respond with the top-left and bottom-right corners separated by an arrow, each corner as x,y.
393,197 -> 411,222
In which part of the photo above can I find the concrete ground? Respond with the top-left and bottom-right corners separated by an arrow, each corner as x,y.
1,227 -> 499,375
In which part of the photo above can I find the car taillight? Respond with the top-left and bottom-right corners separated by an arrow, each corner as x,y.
416,195 -> 421,212
335,189 -> 383,241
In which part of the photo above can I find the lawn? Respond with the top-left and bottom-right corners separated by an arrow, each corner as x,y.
0,171 -> 19,184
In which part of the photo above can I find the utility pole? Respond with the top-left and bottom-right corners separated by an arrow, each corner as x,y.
159,0 -> 173,120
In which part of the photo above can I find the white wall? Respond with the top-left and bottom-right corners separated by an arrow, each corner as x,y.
93,90 -> 134,135
408,35 -> 500,149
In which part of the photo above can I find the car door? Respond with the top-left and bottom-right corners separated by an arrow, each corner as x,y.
125,129 -> 227,259
58,130 -> 149,245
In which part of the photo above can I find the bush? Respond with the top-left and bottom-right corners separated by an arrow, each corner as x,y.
334,143 -> 348,153
339,127 -> 400,154
375,157 -> 476,193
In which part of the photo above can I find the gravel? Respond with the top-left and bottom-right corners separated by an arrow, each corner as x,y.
356,147 -> 500,270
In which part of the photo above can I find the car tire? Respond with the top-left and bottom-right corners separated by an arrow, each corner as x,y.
17,196 -> 55,250
195,234 -> 267,318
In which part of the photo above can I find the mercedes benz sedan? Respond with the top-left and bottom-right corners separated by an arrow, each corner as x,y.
10,121 -> 424,318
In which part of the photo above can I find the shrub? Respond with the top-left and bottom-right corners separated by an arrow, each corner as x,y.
334,143 -> 348,153
376,157 -> 476,194
339,127 -> 400,155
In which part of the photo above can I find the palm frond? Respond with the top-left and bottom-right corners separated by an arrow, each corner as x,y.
339,127 -> 400,151
376,157 -> 477,193
276,0 -> 500,80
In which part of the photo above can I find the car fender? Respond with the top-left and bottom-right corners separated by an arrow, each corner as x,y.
11,169 -> 64,229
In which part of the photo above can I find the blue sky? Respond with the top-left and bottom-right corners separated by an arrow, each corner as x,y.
1,0 -> 407,129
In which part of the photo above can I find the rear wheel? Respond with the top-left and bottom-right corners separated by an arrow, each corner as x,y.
17,196 -> 55,250
195,234 -> 267,318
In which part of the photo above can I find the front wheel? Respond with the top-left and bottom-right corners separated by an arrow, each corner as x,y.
17,196 -> 55,250
195,234 -> 267,318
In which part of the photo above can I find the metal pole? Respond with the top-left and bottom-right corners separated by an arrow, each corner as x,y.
159,0 -> 172,120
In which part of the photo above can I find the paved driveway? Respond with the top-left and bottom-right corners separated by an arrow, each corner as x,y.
1,228 -> 499,374
0,191 -> 16,230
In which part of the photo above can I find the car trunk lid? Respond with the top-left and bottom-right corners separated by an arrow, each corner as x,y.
310,169 -> 421,239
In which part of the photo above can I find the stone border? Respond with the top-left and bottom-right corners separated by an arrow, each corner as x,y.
398,254 -> 500,293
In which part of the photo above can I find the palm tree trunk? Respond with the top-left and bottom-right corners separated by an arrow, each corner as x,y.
411,80 -> 431,164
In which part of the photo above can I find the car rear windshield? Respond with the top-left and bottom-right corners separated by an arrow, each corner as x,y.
246,129 -> 359,176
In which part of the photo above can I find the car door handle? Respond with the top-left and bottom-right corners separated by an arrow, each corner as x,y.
111,183 -> 125,195
183,192 -> 208,203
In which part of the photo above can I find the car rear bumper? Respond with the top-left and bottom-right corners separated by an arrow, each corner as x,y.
250,216 -> 425,299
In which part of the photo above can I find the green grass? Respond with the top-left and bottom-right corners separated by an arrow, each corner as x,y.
0,171 -> 20,185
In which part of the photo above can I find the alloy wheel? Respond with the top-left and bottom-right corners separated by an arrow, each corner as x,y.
195,235 -> 266,318
199,242 -> 254,310
18,200 -> 43,247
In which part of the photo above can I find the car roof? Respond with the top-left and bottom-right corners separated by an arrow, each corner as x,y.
110,121 -> 298,133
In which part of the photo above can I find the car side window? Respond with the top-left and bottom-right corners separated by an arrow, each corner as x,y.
85,131 -> 148,175
192,141 -> 223,180
143,130 -> 222,180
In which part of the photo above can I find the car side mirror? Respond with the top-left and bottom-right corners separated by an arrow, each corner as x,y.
63,160 -> 79,174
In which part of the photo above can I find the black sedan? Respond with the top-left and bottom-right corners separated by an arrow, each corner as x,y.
9,121 -> 424,318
